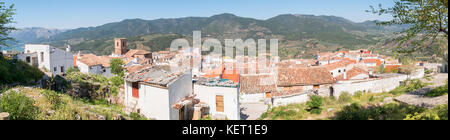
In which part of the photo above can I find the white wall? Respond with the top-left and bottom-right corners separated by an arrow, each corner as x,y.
140,84 -> 170,120
25,44 -> 73,76
272,93 -> 309,107
334,74 -> 408,96
77,61 -> 113,78
194,85 -> 240,120
168,71 -> 193,120
330,64 -> 354,77
240,93 -> 265,103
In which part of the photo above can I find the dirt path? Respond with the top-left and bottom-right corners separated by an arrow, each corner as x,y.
395,73 -> 448,108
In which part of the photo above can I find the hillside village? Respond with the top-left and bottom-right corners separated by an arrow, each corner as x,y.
1,35 -> 448,120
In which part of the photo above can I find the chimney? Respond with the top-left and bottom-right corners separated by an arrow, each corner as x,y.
66,45 -> 71,52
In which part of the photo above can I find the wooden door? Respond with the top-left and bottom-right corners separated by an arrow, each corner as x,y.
216,95 -> 224,112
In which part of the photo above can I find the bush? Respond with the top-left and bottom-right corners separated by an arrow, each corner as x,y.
307,95 -> 323,114
405,104 -> 448,120
129,112 -> 147,120
390,79 -> 430,95
0,56 -> 44,85
42,90 -> 63,110
426,81 -> 448,97
334,103 -> 369,120
0,91 -> 40,120
338,92 -> 353,103
334,103 -> 426,120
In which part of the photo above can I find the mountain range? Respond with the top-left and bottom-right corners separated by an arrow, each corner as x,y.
10,13 -> 409,58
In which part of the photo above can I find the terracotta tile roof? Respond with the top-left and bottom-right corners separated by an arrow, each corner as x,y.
362,59 -> 382,66
323,60 -> 353,71
126,65 -> 151,74
335,67 -> 369,80
77,54 -> 112,67
124,49 -> 151,58
278,67 -> 335,86
272,86 -> 304,97
239,74 -> 277,94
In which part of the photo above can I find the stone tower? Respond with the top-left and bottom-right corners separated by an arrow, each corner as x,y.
114,38 -> 128,56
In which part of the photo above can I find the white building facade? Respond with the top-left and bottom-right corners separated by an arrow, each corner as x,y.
24,44 -> 74,76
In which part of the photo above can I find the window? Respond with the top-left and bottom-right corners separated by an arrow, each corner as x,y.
61,66 -> 64,73
344,69 -> 346,72
103,69 -> 106,73
216,95 -> 224,112
338,70 -> 341,73
132,82 -> 139,98
26,56 -> 31,63
54,67 -> 57,71
41,52 -> 44,62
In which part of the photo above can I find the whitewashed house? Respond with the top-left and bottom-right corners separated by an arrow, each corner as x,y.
194,78 -> 240,120
124,65 -> 193,120
75,54 -> 114,78
21,44 -> 73,76
324,60 -> 354,78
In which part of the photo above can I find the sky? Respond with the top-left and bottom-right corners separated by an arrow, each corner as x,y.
8,0 -> 395,29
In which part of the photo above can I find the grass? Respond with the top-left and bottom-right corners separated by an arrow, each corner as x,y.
0,87 -> 146,120
425,80 -> 448,97
389,79 -> 432,96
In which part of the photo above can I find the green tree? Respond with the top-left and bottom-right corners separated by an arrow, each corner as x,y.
110,58 -> 124,77
369,0 -> 448,58
0,0 -> 16,47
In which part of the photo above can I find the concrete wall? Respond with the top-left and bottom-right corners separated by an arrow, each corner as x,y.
334,74 -> 408,96
140,84 -> 170,120
168,71 -> 193,120
272,93 -> 309,107
194,85 -> 240,120
240,93 -> 265,103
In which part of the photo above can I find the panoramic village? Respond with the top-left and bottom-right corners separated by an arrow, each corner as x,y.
1,36 -> 447,120
0,0 -> 448,121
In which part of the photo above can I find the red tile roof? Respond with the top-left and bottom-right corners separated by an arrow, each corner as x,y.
335,67 -> 369,80
77,54 -> 112,67
324,60 -> 353,71
240,74 -> 277,94
278,67 -> 336,86
362,59 -> 382,66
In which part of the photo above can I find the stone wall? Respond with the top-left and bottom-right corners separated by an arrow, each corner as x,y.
334,74 -> 408,97
272,93 -> 309,107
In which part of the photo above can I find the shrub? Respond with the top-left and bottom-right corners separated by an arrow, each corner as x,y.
0,91 -> 40,120
405,104 -> 448,120
334,103 -> 426,120
129,112 -> 147,120
390,79 -> 430,95
338,92 -> 353,103
426,81 -> 448,97
354,91 -> 363,99
307,95 -> 323,114
42,90 -> 63,110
